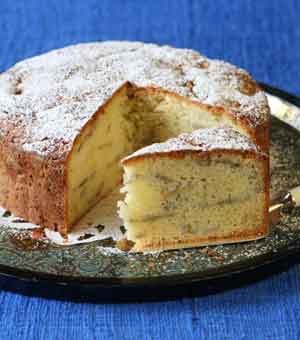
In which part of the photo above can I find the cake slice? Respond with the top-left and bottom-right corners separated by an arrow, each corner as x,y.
119,127 -> 269,252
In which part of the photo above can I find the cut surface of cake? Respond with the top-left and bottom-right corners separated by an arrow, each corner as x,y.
0,41 -> 270,234
119,127 -> 269,252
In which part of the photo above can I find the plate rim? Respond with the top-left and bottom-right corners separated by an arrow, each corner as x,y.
0,83 -> 299,290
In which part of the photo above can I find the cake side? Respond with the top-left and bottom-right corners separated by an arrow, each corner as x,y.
0,140 -> 66,231
65,83 -> 139,229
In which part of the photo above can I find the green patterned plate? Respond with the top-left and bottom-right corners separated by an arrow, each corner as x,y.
0,84 -> 300,301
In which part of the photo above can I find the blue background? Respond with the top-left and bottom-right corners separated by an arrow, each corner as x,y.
0,0 -> 300,339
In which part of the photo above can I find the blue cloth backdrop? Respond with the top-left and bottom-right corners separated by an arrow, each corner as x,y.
0,0 -> 300,339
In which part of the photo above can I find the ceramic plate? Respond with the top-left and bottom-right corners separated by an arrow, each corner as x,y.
0,84 -> 300,302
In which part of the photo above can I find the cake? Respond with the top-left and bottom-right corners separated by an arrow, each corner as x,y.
0,41 -> 270,235
119,127 -> 270,252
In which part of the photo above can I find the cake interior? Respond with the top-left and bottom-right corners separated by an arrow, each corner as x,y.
119,153 -> 267,251
67,85 -> 252,228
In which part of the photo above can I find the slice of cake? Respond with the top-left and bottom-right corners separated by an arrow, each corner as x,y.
119,127 -> 269,252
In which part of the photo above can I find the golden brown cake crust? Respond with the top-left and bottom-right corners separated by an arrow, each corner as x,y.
132,227 -> 270,252
0,41 -> 270,232
0,140 -> 66,231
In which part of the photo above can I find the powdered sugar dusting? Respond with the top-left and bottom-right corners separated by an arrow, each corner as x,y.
123,126 -> 261,162
0,41 -> 269,157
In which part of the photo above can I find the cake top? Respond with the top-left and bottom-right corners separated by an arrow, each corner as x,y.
122,127 -> 262,163
0,41 -> 269,158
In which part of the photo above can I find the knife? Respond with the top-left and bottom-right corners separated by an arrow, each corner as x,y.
269,186 -> 300,226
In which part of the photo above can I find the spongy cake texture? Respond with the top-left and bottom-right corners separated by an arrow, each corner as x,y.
120,127 -> 269,252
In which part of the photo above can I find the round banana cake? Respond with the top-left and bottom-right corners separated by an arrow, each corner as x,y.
0,41 -> 270,242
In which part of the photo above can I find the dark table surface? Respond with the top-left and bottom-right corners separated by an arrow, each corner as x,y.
0,0 -> 300,339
